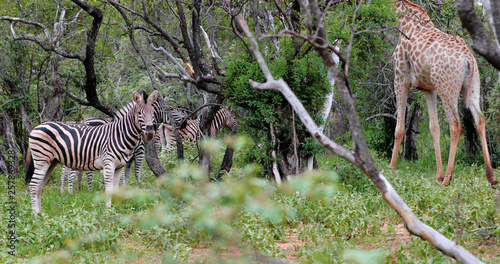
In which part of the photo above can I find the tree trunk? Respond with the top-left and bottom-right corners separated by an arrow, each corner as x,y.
456,0 -> 500,71
215,125 -> 239,181
198,94 -> 223,176
292,110 -> 300,175
402,102 -> 420,161
144,135 -> 168,178
72,0 -> 116,117
0,113 -> 19,174
174,127 -> 184,160
269,122 -> 282,184
45,55 -> 64,121
480,0 -> 500,85
278,151 -> 297,182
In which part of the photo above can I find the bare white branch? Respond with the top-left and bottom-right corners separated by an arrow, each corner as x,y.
66,10 -> 84,26
150,62 -> 196,84
235,15 -> 274,81
0,16 -> 51,39
53,7 -> 66,45
0,15 -> 83,60
200,25 -> 226,69
9,23 -> 17,38
150,41 -> 193,79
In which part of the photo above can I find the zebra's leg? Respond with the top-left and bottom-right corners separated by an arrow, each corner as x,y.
61,166 -> 68,194
134,147 -> 144,183
122,158 -> 133,187
68,170 -> 78,194
110,167 -> 125,208
86,171 -> 94,192
76,171 -> 83,192
120,171 -> 126,186
114,166 -> 125,189
30,161 -> 58,214
103,162 -> 117,208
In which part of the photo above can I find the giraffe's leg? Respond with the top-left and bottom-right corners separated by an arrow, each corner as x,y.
390,79 -> 409,170
440,94 -> 462,186
423,90 -> 445,182
468,104 -> 499,185
463,57 -> 498,185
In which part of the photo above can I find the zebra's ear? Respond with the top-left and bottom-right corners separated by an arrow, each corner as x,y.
132,91 -> 144,104
147,90 -> 159,104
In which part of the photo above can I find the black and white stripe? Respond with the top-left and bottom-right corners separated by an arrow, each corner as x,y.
60,99 -> 180,188
207,107 -> 237,138
158,107 -> 237,149
61,166 -> 94,194
118,97 -> 181,186
25,91 -> 158,213
60,117 -> 110,193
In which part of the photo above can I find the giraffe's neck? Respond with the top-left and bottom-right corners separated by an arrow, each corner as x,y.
396,1 -> 435,36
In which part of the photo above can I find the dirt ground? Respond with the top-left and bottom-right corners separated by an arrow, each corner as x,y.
186,223 -> 499,263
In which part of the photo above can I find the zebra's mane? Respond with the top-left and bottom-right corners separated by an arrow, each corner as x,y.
140,91 -> 148,102
113,100 -> 136,120
112,91 -> 149,120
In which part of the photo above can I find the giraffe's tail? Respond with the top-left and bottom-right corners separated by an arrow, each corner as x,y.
464,52 -> 478,109
463,108 -> 480,155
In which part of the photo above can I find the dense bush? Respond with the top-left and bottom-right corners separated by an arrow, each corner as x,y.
225,39 -> 329,170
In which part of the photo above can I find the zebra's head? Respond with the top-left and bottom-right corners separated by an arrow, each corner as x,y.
222,107 -> 237,130
133,90 -> 159,142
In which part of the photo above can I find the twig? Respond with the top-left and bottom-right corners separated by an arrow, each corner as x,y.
469,227 -> 497,233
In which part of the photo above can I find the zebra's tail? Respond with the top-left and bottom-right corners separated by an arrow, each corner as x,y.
25,147 -> 34,185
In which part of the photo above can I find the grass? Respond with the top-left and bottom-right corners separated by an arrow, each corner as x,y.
1,135 -> 499,263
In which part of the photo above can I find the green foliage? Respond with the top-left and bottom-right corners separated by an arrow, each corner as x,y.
2,1 -> 500,262
2,133 -> 500,263
323,0 -> 396,86
320,0 -> 399,156
225,38 -> 329,169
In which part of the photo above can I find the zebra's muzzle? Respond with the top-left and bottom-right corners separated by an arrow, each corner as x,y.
144,125 -> 155,141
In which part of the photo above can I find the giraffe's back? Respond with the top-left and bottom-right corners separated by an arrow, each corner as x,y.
395,27 -> 474,93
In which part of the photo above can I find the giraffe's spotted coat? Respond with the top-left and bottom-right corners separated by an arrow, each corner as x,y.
390,0 -> 498,186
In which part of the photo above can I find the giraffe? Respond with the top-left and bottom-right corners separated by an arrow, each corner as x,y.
390,0 -> 498,186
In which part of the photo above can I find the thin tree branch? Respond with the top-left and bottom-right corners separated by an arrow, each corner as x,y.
150,62 -> 197,83
71,0 -> 116,117
365,113 -> 397,121
456,0 -> 500,71
0,16 -> 83,60
0,16 -> 50,37
149,41 -> 194,79
107,0 -> 189,63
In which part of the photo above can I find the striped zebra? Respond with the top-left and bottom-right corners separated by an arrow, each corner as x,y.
158,107 -> 237,149
25,91 -> 158,213
59,100 -> 179,189
60,117 -> 110,194
117,98 -> 182,186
